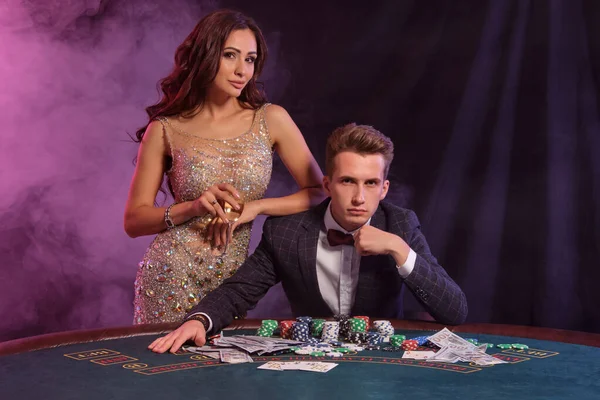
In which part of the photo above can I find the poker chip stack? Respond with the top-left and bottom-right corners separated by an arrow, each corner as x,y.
335,315 -> 352,338
259,315 -> 531,362
354,316 -> 371,331
311,319 -> 325,337
279,320 -> 295,339
296,316 -> 313,330
291,321 -> 311,342
320,321 -> 340,342
366,332 -> 383,345
389,335 -> 406,347
372,320 -> 395,338
256,320 -> 278,337
411,336 -> 430,346
347,331 -> 369,344
349,318 -> 367,333
401,339 -> 419,351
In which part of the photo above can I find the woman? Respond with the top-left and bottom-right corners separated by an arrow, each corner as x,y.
124,10 -> 324,324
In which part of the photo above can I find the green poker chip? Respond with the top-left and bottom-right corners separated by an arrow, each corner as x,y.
332,347 -> 351,353
511,344 -> 529,350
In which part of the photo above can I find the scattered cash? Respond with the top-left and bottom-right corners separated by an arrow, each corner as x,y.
426,328 -> 506,366
184,327 -> 507,368
183,334 -> 304,363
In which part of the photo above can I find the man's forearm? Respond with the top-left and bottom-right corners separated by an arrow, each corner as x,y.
388,234 -> 412,267
403,258 -> 468,325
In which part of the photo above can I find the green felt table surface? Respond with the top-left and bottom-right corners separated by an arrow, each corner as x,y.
1,329 -> 599,400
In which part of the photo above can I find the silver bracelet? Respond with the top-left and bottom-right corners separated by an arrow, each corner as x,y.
164,203 -> 176,229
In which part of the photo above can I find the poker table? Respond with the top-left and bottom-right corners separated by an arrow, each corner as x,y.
1,320 -> 599,400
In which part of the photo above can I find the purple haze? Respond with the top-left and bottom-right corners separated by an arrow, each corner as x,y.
0,0 -> 294,340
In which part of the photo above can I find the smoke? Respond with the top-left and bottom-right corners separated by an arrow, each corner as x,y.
0,0 -> 239,340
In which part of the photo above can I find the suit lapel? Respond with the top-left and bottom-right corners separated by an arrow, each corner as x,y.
297,226 -> 320,296
297,200 -> 330,314
369,205 -> 387,232
352,205 -> 387,315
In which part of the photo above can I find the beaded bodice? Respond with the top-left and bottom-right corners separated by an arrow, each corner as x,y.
133,104 -> 273,323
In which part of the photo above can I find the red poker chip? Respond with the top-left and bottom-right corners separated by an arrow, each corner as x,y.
401,340 -> 419,351
279,320 -> 295,339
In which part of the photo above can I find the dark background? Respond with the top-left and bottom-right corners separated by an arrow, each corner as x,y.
1,0 -> 599,342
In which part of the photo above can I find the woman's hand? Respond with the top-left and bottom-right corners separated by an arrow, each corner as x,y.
207,217 -> 230,249
191,183 -> 241,223
230,200 -> 261,230
206,200 -> 262,249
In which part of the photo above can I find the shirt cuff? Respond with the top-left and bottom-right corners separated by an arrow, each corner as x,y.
187,312 -> 213,333
396,249 -> 416,278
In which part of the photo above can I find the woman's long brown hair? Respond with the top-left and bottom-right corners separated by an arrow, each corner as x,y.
135,9 -> 268,142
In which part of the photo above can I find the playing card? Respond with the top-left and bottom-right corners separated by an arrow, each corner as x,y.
402,351 -> 436,360
294,362 -> 338,373
257,361 -> 287,371
257,361 -> 338,373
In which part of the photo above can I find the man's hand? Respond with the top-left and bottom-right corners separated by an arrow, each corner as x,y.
354,225 -> 410,265
148,320 -> 206,354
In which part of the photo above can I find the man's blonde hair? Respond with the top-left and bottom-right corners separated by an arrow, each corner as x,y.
325,123 -> 394,178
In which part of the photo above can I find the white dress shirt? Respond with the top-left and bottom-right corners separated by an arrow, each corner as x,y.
316,203 -> 416,315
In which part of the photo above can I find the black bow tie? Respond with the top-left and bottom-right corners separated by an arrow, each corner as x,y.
327,229 -> 355,246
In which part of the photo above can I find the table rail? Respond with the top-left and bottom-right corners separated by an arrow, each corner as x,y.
1,319 -> 599,356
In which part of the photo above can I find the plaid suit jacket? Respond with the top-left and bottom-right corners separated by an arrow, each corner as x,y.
189,199 -> 468,332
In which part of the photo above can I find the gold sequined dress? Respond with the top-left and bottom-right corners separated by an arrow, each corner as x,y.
133,104 -> 273,324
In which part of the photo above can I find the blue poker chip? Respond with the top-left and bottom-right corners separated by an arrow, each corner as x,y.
292,322 -> 311,342
296,316 -> 314,329
411,336 -> 430,346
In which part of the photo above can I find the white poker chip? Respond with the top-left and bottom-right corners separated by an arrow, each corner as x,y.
342,344 -> 364,351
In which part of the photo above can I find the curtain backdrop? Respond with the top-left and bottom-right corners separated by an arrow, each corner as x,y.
0,0 -> 598,341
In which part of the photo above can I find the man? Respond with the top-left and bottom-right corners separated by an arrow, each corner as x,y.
150,123 -> 467,353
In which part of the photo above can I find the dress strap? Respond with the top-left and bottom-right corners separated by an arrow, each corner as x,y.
257,103 -> 273,148
155,116 -> 175,157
